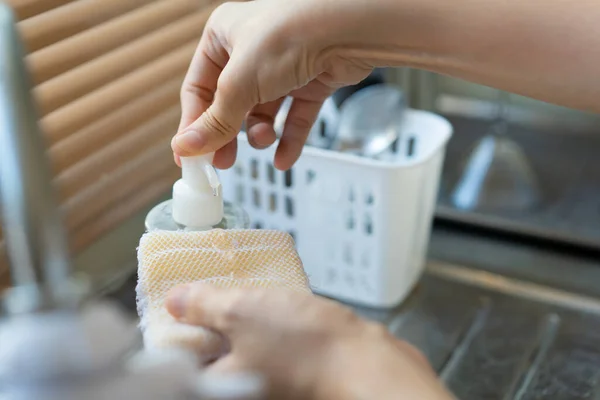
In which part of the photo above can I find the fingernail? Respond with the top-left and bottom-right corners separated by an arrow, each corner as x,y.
173,129 -> 206,154
251,132 -> 275,148
166,284 -> 192,318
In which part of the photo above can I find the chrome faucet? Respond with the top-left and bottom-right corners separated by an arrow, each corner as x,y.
0,7 -> 268,398
0,2 -> 75,312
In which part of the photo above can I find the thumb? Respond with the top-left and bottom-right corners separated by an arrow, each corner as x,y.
172,57 -> 257,157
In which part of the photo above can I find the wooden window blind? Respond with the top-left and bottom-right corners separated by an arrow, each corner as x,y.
1,0 -> 226,290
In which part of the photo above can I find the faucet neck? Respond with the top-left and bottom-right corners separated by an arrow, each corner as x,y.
0,4 -> 76,312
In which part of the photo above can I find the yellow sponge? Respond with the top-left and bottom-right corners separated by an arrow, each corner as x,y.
136,229 -> 311,362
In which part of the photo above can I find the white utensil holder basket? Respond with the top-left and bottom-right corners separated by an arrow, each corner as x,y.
219,109 -> 453,308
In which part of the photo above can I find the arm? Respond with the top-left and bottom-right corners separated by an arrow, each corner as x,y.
333,0 -> 600,112
171,0 -> 600,168
166,284 -> 455,400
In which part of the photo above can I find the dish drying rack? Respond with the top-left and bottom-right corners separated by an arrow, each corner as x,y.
220,108 -> 452,308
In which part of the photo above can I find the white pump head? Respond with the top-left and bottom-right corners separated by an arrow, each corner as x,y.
172,154 -> 224,229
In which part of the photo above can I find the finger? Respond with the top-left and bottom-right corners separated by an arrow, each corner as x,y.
213,137 -> 238,169
287,76 -> 335,102
193,330 -> 231,366
207,355 -> 245,374
166,283 -> 259,334
246,98 -> 284,149
172,52 -> 258,157
172,29 -> 229,167
178,27 -> 229,129
396,340 -> 432,370
274,98 -> 323,170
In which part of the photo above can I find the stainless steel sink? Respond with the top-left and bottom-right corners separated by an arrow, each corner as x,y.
356,226 -> 600,400
380,263 -> 600,400
106,225 -> 600,400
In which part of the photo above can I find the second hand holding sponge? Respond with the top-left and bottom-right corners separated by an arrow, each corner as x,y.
137,229 -> 311,363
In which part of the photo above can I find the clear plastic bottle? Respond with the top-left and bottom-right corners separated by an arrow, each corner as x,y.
145,199 -> 249,231
145,154 -> 249,232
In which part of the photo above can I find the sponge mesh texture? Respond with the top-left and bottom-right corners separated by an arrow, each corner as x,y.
136,229 -> 311,360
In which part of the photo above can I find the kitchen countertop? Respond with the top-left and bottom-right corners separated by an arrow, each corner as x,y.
106,223 -> 600,400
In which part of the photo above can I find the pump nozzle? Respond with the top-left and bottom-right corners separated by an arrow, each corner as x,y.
172,153 -> 224,229
203,162 -> 221,197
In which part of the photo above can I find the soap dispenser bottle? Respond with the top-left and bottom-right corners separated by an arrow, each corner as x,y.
145,153 -> 249,231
